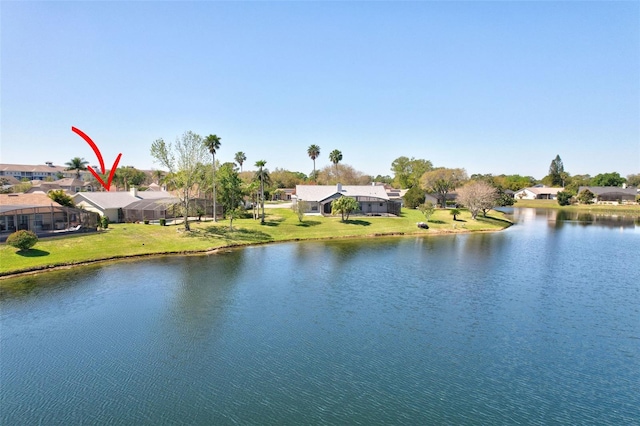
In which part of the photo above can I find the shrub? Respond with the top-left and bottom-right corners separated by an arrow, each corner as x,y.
6,230 -> 38,251
577,189 -> 595,205
159,218 -> 166,226
144,220 -> 149,225
557,191 -> 572,206
101,216 -> 110,229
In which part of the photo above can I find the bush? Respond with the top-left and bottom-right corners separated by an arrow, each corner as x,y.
6,230 -> 38,251
101,216 -> 110,229
159,218 -> 166,226
144,220 -> 149,225
557,191 -> 572,206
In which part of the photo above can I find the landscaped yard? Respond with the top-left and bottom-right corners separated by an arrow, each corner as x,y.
1,208 -> 511,276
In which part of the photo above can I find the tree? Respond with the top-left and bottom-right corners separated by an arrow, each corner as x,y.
293,200 -> 308,222
418,201 -> 435,221
456,181 -> 497,219
65,157 -> 89,178
48,189 -> 75,207
255,160 -> 267,224
420,168 -> 467,208
234,152 -> 247,171
329,149 -> 343,171
450,208 -> 461,221
307,145 -> 321,179
151,131 -> 209,231
152,169 -> 165,184
114,166 -> 146,191
331,196 -> 359,221
577,188 -> 595,204
316,163 -> 371,186
6,230 -> 38,252
626,173 -> 640,187
547,155 -> 565,187
591,172 -> 626,187
391,156 -> 433,188
557,191 -> 572,206
204,134 -> 222,222
495,188 -> 515,207
403,186 -> 426,209
217,162 -> 245,230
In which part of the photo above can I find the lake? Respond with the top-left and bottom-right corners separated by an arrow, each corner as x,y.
1,209 -> 638,424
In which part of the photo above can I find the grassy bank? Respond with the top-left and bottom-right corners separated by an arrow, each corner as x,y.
513,199 -> 640,215
1,208 -> 511,277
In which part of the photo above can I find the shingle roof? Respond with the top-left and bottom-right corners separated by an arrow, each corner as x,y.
73,192 -> 139,209
578,186 -> 637,196
295,184 -> 389,202
0,193 -> 62,207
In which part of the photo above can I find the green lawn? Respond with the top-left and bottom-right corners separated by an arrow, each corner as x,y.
1,208 -> 511,277
514,199 -> 640,215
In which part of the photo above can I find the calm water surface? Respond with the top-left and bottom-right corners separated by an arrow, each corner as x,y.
1,209 -> 638,424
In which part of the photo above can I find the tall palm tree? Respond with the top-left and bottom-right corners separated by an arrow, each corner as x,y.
307,145 -> 321,180
234,152 -> 247,172
204,134 -> 222,221
255,160 -> 267,224
65,157 -> 89,178
329,149 -> 343,171
152,169 -> 165,185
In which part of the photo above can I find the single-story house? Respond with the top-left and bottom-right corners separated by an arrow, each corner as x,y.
577,186 -> 637,204
514,187 -> 563,200
294,183 -> 401,216
0,193 -> 98,240
272,188 -> 295,201
424,192 -> 458,207
73,188 -> 180,223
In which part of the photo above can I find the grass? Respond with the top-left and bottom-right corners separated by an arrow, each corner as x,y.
513,199 -> 640,215
1,208 -> 511,277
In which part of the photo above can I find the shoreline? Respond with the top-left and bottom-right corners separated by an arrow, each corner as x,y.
0,225 -> 511,280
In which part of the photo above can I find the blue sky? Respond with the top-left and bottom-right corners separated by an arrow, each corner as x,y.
2,1 -> 638,179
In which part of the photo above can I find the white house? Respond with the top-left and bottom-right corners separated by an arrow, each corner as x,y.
73,188 -> 177,222
513,187 -> 563,200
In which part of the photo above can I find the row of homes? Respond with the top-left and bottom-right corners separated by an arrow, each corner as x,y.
513,185 -> 638,203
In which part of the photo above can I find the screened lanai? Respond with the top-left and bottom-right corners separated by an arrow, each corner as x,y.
0,205 -> 99,241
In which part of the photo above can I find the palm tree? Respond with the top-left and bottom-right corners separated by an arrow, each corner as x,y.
204,134 -> 222,221
152,169 -> 165,185
255,160 -> 267,224
65,157 -> 89,178
307,145 -> 321,180
329,149 -> 343,171
234,152 -> 247,172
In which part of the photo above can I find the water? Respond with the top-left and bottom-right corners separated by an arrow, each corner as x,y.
1,209 -> 638,424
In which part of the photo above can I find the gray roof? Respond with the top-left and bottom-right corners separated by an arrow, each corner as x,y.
73,192 -> 139,209
295,184 -> 389,202
578,186 -> 637,196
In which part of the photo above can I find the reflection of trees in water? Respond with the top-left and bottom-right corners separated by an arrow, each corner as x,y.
552,210 -> 637,229
168,251 -> 246,341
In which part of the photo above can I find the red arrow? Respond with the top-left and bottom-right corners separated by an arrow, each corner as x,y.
71,126 -> 122,191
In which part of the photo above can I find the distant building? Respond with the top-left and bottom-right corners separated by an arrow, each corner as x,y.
513,187 -> 563,200
577,186 -> 637,204
294,183 -> 401,216
0,163 -> 91,181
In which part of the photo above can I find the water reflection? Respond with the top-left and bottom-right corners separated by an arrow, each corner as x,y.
510,208 -> 638,230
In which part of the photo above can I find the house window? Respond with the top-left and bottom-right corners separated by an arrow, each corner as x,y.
380,203 -> 383,206
311,206 -> 318,211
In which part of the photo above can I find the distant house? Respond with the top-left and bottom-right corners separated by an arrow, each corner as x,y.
272,188 -> 295,201
294,183 -> 401,216
73,188 -> 179,223
578,186 -> 637,204
424,192 -> 459,207
514,187 -> 563,200
0,193 -> 98,240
